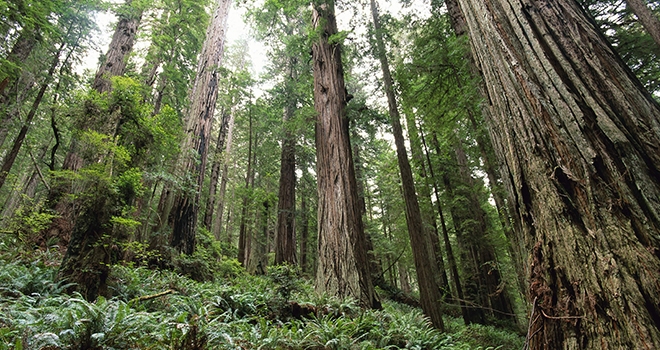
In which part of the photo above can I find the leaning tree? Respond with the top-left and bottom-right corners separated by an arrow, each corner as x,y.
450,0 -> 660,348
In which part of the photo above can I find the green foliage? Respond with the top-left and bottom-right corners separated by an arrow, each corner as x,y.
0,246 -> 524,350
580,0 -> 660,95
2,205 -> 59,241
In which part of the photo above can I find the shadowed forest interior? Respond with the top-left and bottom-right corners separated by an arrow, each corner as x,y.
1,0 -> 659,349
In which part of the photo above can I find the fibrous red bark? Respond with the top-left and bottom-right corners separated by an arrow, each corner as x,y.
312,0 -> 379,309
453,0 -> 660,347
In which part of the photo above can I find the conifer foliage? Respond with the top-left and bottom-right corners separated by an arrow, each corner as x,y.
0,0 -> 659,347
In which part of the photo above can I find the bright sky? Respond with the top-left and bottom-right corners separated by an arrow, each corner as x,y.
83,0 -> 430,96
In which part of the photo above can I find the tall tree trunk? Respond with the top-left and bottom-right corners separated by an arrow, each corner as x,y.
454,0 -> 660,348
446,0 -> 527,306
453,141 -> 515,322
213,106 -> 236,239
170,0 -> 231,255
91,1 -> 142,95
275,56 -> 297,265
0,39 -> 69,190
0,25 -> 42,150
46,0 -> 144,249
255,200 -> 270,275
299,180 -> 309,273
403,110 -> 451,298
352,130 -> 384,285
238,104 -> 254,266
420,128 -> 470,323
369,0 -> 444,330
203,109 -> 229,232
312,0 -> 379,309
625,0 -> 660,50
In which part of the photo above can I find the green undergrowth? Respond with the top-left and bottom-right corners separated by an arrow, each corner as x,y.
0,247 -> 523,349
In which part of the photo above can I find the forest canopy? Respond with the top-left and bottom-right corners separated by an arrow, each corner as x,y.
1,0 -> 659,349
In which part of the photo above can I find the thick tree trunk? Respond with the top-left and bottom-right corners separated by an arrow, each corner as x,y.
47,0 -> 143,249
454,0 -> 660,348
312,0 -> 379,309
275,58 -> 297,265
91,2 -> 142,95
625,0 -> 660,50
370,0 -> 444,330
170,0 -> 231,255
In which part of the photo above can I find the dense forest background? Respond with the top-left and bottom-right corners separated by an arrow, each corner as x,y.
0,0 -> 659,348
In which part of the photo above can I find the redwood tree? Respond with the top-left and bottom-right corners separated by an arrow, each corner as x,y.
453,0 -> 660,348
170,0 -> 231,254
312,0 -> 379,309
369,0 -> 444,330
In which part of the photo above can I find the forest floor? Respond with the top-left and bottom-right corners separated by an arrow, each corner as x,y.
0,240 -> 524,349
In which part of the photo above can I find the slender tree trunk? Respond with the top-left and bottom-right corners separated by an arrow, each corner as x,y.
0,39 -> 68,190
420,128 -> 470,323
238,104 -> 254,266
203,109 -> 229,232
352,131 -> 384,284
446,0 -> 527,305
403,110 -> 451,297
0,25 -> 42,151
312,0 -> 379,309
299,182 -> 309,273
255,200 -> 270,275
213,105 -> 236,238
454,0 -> 660,347
369,0 -> 444,329
170,0 -> 231,255
453,141 -> 515,322
275,57 -> 297,265
398,262 -> 411,294
625,0 -> 660,50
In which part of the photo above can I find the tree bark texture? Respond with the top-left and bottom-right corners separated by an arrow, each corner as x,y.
370,0 -> 444,330
91,1 -> 142,95
455,0 -> 660,348
275,58 -> 297,266
312,0 -> 379,309
170,0 -> 231,255
625,0 -> 660,50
